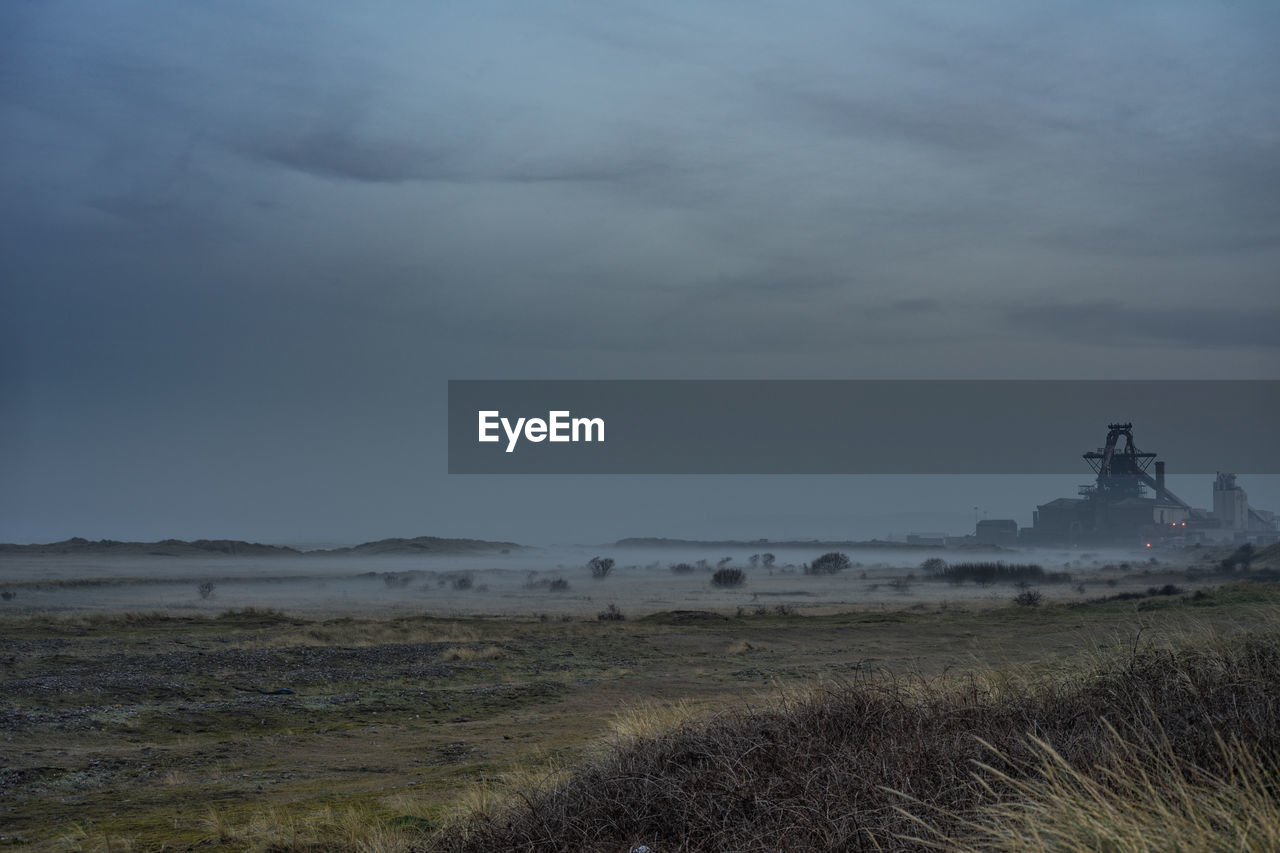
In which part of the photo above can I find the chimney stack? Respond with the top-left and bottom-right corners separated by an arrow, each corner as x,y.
1155,460 -> 1166,501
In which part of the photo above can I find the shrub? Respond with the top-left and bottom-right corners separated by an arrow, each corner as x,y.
197,581 -> 216,600
920,557 -> 947,576
588,556 -> 615,579
806,552 -> 851,575
934,562 -> 1058,585
1014,589 -> 1043,607
597,603 -> 625,621
1221,544 -> 1256,573
525,576 -> 571,592
452,574 -> 474,591
711,568 -> 746,588
669,563 -> 695,574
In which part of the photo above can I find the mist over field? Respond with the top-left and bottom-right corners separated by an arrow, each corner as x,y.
0,543 -> 1166,617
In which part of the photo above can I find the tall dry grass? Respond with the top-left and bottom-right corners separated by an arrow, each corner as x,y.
202,801 -> 430,853
426,622 -> 1280,852
910,725 -> 1280,852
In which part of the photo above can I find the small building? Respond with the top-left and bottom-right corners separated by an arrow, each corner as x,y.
975,519 -> 1018,546
1030,497 -> 1088,544
905,532 -> 948,547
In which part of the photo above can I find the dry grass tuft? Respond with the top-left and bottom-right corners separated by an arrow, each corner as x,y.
204,802 -> 432,853
54,824 -> 138,852
909,725 -> 1280,852
441,644 -> 505,662
608,700 -> 703,746
258,619 -> 490,649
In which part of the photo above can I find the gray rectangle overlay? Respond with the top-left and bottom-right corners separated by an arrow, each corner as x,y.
448,380 -> 1279,474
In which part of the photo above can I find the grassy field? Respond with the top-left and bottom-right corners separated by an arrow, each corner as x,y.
2,573 -> 1279,850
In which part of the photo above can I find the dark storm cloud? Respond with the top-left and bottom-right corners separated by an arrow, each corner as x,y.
241,128 -> 462,184
238,124 -> 679,187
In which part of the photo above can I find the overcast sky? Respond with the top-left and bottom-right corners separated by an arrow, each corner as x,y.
3,1 -> 1278,545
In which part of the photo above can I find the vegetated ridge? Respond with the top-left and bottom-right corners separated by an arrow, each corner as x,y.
614,536 -> 1006,550
0,535 -> 524,557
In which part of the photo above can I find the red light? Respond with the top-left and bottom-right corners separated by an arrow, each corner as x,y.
1145,543 -> 1152,548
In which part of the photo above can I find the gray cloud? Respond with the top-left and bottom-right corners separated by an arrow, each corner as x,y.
777,86 -> 1036,158
1007,301 -> 1280,350
241,128 -> 461,184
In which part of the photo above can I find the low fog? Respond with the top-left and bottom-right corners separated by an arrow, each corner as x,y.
0,544 -> 1183,618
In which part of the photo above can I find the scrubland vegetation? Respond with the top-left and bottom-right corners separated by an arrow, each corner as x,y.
4,565 -> 1280,851
925,560 -> 1071,586
433,603 -> 1280,852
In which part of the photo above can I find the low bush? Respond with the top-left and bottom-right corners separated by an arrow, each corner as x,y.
524,576 -> 571,592
806,552 -> 851,575
920,557 -> 947,575
1013,589 -> 1043,607
711,568 -> 745,588
1221,544 -> 1256,573
935,562 -> 1066,585
597,603 -> 625,621
1092,584 -> 1189,604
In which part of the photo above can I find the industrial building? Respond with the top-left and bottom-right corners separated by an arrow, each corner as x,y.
975,519 -> 1019,547
1018,423 -> 1277,547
